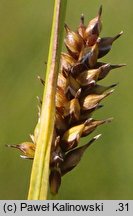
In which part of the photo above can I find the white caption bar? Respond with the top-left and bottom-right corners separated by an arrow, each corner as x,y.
0,200 -> 133,216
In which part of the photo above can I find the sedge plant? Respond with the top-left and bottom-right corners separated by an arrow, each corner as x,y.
7,0 -> 125,200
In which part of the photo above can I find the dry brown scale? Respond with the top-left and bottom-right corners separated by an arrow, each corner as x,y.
7,6 -> 125,195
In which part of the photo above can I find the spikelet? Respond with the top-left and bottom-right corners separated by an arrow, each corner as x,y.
7,6 -> 125,195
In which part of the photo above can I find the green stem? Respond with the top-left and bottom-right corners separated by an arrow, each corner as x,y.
28,0 -> 67,200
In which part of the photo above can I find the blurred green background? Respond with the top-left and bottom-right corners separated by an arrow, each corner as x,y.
0,0 -> 132,200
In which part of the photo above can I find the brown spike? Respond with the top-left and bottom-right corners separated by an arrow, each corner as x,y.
8,5 -> 125,196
